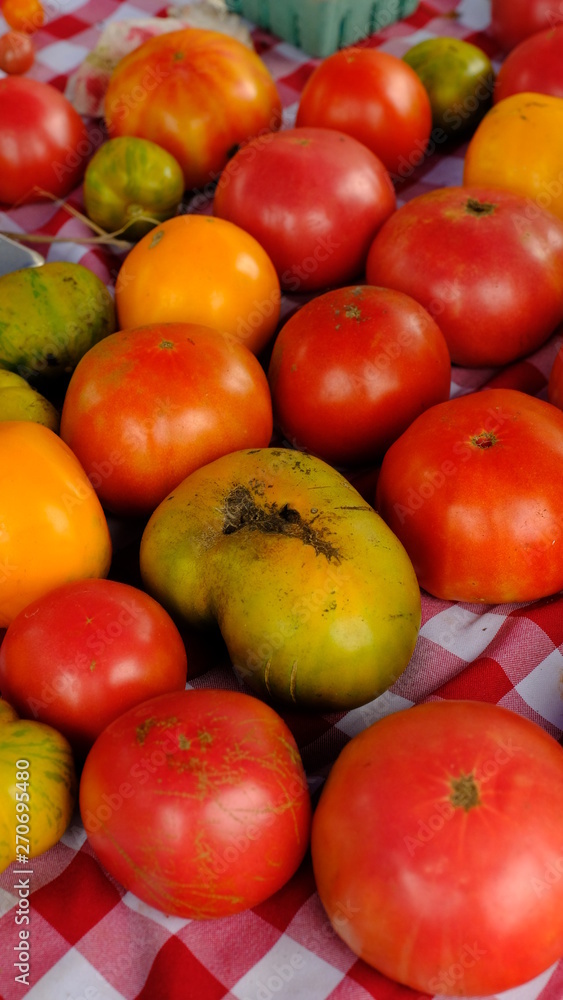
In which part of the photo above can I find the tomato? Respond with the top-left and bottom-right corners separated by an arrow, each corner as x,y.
80,688 -> 311,917
375,388 -> 563,603
0,370 -> 59,430
402,37 -> 494,139
59,322 -> 273,518
0,29 -> 33,73
104,28 -> 281,192
463,93 -> 563,222
494,27 -> 563,102
0,77 -> 89,205
1,0 -> 43,33
366,186 -> 563,367
268,285 -> 451,467
83,136 -> 185,241
0,698 -> 76,873
213,128 -> 395,293
114,215 -> 281,355
0,579 -> 188,759
312,699 -> 563,995
490,0 -> 558,52
140,447 -> 421,712
0,421 -> 112,629
548,341 -> 563,410
295,47 -> 432,179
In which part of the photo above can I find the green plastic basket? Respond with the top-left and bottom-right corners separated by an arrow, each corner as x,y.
225,0 -> 420,57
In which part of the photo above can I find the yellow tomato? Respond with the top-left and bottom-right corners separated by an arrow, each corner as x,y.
463,92 -> 563,221
0,421 -> 112,627
114,214 -> 281,355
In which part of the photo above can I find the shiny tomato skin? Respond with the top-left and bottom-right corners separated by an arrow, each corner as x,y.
312,699 -> 563,995
268,285 -> 451,467
490,0 -> 557,52
0,77 -> 89,205
0,30 -> 34,73
104,28 -> 281,192
213,128 -> 395,293
375,388 -> 563,603
366,186 -> 563,367
80,688 -> 312,918
295,47 -> 432,178
494,26 -> 563,102
59,322 -> 273,518
0,579 -> 188,758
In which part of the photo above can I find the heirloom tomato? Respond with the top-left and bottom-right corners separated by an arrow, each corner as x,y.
114,215 -> 281,355
0,579 -> 188,758
366,186 -> 563,367
0,421 -> 111,628
104,28 -> 281,192
268,285 -> 451,466
295,47 -> 432,178
493,27 -> 563,102
80,689 -> 312,918
312,699 -> 563,995
490,0 -> 558,52
0,77 -> 89,205
375,388 -> 563,603
213,128 -> 395,293
59,322 -> 273,517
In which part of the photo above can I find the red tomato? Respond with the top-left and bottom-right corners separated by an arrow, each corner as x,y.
0,30 -> 33,73
80,688 -> 312,917
548,341 -> 563,410
0,77 -> 89,205
59,322 -> 273,518
213,128 -> 395,293
295,48 -> 432,179
312,699 -> 563,995
104,28 -> 281,192
268,285 -> 451,467
375,387 -> 563,603
490,0 -> 558,52
494,26 -> 563,101
366,186 -> 563,368
0,579 -> 187,758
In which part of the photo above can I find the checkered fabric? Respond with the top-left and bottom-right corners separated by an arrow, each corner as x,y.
1,1 -> 563,998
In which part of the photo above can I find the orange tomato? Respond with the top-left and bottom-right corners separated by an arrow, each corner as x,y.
463,93 -> 563,221
0,421 -> 112,628
1,0 -> 44,33
115,215 -> 281,355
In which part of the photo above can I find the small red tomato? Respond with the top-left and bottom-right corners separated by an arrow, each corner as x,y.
0,29 -> 34,73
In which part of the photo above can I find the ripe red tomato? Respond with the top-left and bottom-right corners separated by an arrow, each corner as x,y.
0,77 -> 89,205
0,579 -> 188,758
59,322 -> 273,518
213,128 -> 395,293
494,26 -> 563,101
312,699 -> 563,996
268,285 -> 451,467
295,48 -> 432,179
366,186 -> 563,367
0,30 -> 34,73
104,28 -> 282,192
80,688 -> 312,918
375,388 -> 563,603
490,0 -> 557,52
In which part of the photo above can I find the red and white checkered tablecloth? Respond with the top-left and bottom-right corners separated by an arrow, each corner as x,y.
2,1 -> 563,998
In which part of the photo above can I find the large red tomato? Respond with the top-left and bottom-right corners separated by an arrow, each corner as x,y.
493,26 -> 563,101
268,285 -> 451,467
213,128 -> 395,293
59,322 -> 273,517
0,77 -> 89,205
490,0 -> 558,52
80,688 -> 312,918
375,388 -> 563,603
0,579 -> 188,758
295,47 -> 432,179
366,186 -> 563,367
312,699 -> 563,996
104,28 -> 281,191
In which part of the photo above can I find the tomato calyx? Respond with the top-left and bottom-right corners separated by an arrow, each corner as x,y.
465,198 -> 497,217
450,772 -> 481,810
470,430 -> 498,448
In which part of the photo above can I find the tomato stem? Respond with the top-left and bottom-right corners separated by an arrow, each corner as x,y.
450,773 -> 481,810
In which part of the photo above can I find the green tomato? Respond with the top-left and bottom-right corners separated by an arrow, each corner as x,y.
83,136 -> 185,240
403,37 -> 495,140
